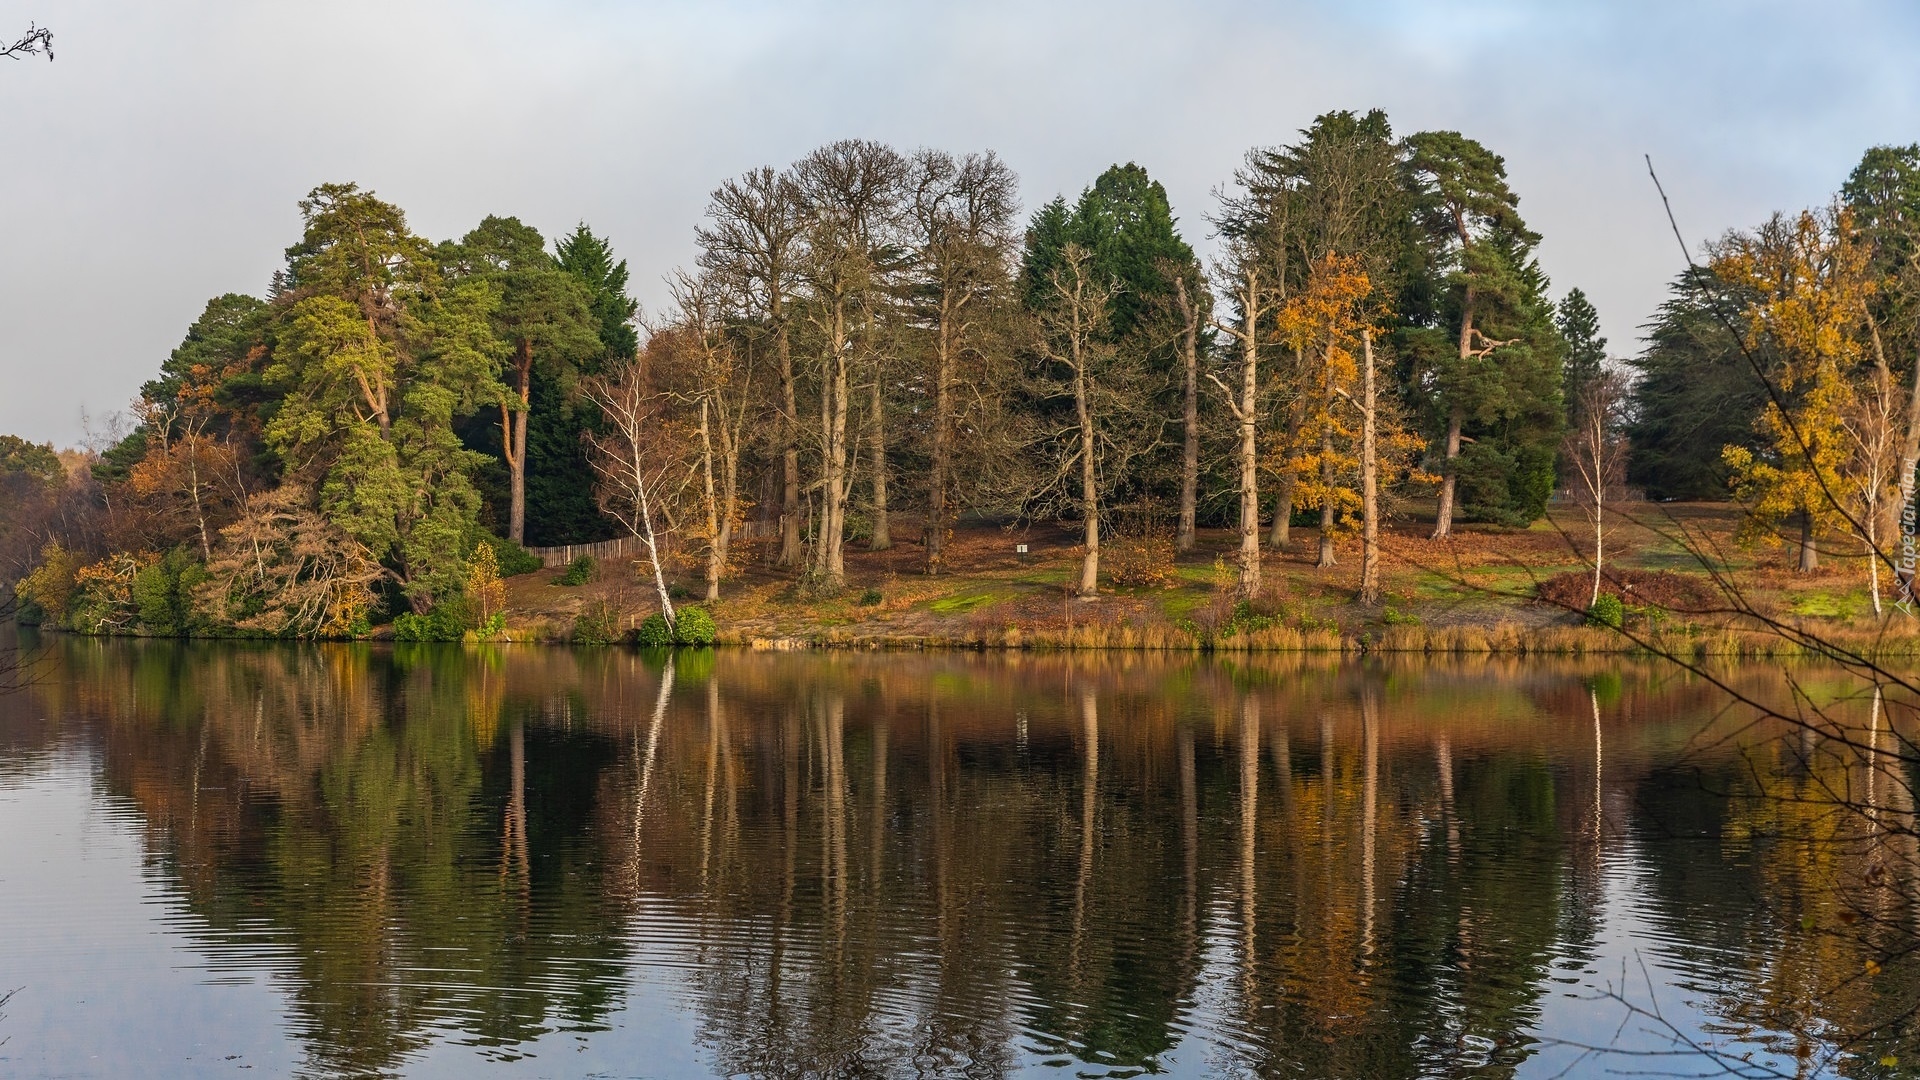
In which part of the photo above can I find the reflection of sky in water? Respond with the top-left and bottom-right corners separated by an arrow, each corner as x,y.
0,649 -> 1889,1079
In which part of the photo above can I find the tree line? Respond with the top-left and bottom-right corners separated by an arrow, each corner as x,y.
2,109 -> 1642,638
1624,144 -> 1920,615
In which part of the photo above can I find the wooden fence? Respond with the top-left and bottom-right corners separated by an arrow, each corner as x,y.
525,535 -> 640,569
526,520 -> 781,569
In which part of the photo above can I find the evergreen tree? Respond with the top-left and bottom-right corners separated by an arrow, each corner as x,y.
441,216 -> 601,543
555,223 -> 640,366
1020,164 -> 1202,517
1556,287 -> 1606,414
1402,131 -> 1564,530
1625,274 -> 1765,501
265,183 -> 503,612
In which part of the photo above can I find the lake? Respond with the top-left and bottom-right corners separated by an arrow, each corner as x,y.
0,635 -> 1912,1078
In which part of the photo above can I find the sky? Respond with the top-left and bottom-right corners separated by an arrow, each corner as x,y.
1,0 -> 1915,447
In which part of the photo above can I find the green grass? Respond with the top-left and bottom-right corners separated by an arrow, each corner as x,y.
1161,587 -> 1215,621
1791,590 -> 1867,618
930,591 -> 1003,616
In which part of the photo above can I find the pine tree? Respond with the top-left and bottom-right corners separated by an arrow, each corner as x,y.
1556,287 -> 1606,415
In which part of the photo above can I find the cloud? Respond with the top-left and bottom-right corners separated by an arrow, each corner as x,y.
0,0 -> 1912,444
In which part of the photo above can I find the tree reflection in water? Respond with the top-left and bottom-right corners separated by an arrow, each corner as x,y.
5,638 -> 1919,1077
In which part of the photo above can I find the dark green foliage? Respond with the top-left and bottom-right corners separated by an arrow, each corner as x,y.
1020,164 -> 1204,509
479,532 -> 541,577
131,549 -> 206,636
633,612 -> 672,648
572,601 -> 621,645
1625,274 -> 1764,501
674,607 -> 717,647
1556,288 -> 1606,412
1401,129 -> 1566,526
393,602 -> 470,642
0,435 -> 63,484
522,365 -> 616,546
141,293 -> 270,407
1587,593 -> 1624,629
554,223 -> 640,365
859,588 -> 883,606
555,555 -> 595,586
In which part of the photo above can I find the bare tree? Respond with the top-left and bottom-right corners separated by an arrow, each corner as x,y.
583,361 -> 678,631
793,139 -> 908,592
1170,271 -> 1205,553
661,270 -> 754,603
907,149 -> 1020,573
698,168 -> 806,567
1562,371 -> 1628,608
3,23 -> 51,62
1034,245 -> 1122,597
1207,243 -> 1278,595
1846,326 -> 1906,615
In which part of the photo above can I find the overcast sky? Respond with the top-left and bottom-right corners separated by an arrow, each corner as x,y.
2,0 -> 1915,447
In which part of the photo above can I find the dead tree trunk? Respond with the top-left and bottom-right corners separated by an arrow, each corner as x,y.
1174,277 -> 1202,554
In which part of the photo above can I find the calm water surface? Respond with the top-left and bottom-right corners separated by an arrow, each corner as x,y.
0,636 -> 1913,1078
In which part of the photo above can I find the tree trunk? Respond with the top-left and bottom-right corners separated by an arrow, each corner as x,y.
718,420 -> 739,579
1270,479 -> 1293,548
1317,431 -> 1337,568
1075,346 -> 1100,598
505,339 -> 533,544
815,303 -> 851,590
699,400 -> 721,603
1175,278 -> 1201,554
869,369 -> 890,551
1270,378 -> 1303,549
778,320 -> 801,568
1358,330 -> 1381,604
1800,509 -> 1819,572
1432,407 -> 1462,540
1236,305 -> 1260,595
1590,483 -> 1604,608
926,317 -> 953,573
627,436 -> 676,631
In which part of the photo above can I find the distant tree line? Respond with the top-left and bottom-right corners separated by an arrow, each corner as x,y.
37,110 -> 1907,638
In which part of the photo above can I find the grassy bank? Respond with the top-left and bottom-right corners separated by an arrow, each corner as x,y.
496,501 -> 1920,658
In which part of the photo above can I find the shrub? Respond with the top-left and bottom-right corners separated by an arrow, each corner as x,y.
1104,535 -> 1178,589
675,607 -> 717,646
480,533 -> 542,577
634,611 -> 673,647
394,602 -> 469,642
556,555 -> 596,587
1587,593 -> 1625,629
859,588 -> 883,606
15,542 -> 81,625
1538,570 -> 1719,615
573,601 -> 621,646
131,549 -> 206,636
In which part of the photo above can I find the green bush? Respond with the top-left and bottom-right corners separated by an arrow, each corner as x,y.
481,533 -> 542,577
130,549 -> 205,636
859,588 -> 883,606
573,601 -> 620,645
556,555 -> 596,587
1587,593 -> 1625,630
634,612 -> 673,647
675,607 -> 717,646
394,602 -> 469,642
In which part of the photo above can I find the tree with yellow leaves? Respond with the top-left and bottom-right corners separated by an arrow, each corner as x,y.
1276,255 -> 1370,569
465,540 -> 506,635
1270,254 -> 1427,591
1717,206 -> 1884,583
